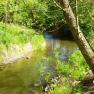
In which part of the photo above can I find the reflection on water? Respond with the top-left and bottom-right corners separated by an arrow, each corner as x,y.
45,38 -> 78,61
0,35 -> 78,94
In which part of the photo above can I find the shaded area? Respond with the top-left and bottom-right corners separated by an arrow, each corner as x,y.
44,21 -> 74,40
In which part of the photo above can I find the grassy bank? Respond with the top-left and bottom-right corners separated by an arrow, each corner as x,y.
0,22 -> 94,94
47,50 -> 89,94
0,22 -> 45,63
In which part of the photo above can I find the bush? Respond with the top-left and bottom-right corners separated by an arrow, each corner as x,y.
56,50 -> 89,80
0,22 -> 35,45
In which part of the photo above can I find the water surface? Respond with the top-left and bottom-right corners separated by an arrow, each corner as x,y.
0,35 -> 78,94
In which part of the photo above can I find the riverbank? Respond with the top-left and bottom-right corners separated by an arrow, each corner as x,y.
0,22 -> 45,65
0,22 -> 94,94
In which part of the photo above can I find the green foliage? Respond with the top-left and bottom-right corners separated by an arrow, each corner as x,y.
71,85 -> 84,94
48,79 -> 72,94
70,0 -> 94,36
87,31 -> 94,50
31,34 -> 45,50
48,78 -> 84,94
69,51 -> 89,79
56,50 -> 88,80
0,22 -> 46,51
49,85 -> 83,94
0,0 -> 93,34
0,22 -> 32,45
49,51 -> 88,94
0,0 -> 94,94
0,0 -> 47,27
0,0 -> 94,28
0,0 -> 64,30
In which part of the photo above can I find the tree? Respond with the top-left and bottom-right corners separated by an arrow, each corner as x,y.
56,0 -> 94,73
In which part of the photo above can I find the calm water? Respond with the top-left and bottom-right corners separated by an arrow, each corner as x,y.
0,35 -> 78,94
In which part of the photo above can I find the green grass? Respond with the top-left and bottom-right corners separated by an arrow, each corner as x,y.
0,21 -> 93,94
0,22 -> 33,45
49,50 -> 89,94
56,50 -> 89,80
48,78 -> 72,94
0,22 -> 46,63
88,31 -> 94,49
0,22 -> 45,48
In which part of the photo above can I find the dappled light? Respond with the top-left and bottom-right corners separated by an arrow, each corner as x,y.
0,0 -> 94,94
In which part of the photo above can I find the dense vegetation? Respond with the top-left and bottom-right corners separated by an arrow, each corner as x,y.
0,0 -> 94,46
0,0 -> 94,94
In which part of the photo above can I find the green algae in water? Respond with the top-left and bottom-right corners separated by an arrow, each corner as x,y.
0,49 -> 55,94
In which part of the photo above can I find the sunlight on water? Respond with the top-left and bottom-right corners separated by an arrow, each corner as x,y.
0,35 -> 78,94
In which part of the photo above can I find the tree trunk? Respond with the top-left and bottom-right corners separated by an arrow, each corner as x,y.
57,0 -> 94,73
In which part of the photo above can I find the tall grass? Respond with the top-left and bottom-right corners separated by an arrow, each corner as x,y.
0,22 -> 35,45
0,22 -> 45,63
0,22 -> 45,49
48,50 -> 89,94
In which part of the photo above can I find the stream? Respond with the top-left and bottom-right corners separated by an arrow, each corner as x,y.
0,34 -> 78,94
